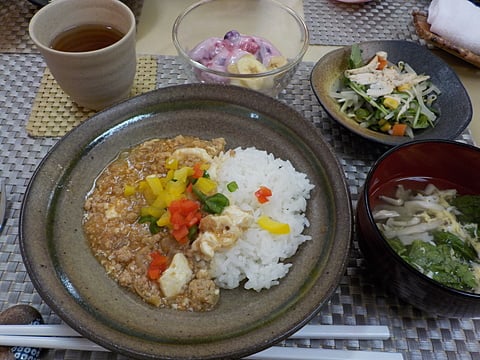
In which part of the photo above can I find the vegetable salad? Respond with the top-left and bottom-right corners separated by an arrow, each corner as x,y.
373,184 -> 480,292
331,45 -> 440,138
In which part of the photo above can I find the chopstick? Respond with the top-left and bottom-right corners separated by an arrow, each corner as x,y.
0,324 -> 401,360
0,180 -> 6,233
0,334 -> 107,352
291,324 -> 390,340
245,347 -> 404,360
0,324 -> 391,340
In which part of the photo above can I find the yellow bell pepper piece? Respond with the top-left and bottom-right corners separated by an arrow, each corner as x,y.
163,193 -> 175,207
166,180 -> 187,197
124,184 -> 136,196
138,180 -> 148,191
174,166 -> 194,183
156,210 -> 171,227
194,177 -> 217,195
199,163 -> 210,171
152,194 -> 167,209
165,157 -> 178,170
257,215 -> 290,235
146,175 -> 164,195
142,186 -> 156,205
162,170 -> 175,185
141,205 -> 164,219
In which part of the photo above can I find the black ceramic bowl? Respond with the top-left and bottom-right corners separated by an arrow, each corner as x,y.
356,140 -> 480,317
311,40 -> 473,146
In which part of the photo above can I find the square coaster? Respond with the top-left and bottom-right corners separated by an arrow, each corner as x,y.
26,55 -> 158,137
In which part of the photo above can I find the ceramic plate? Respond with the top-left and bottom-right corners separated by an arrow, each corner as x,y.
310,40 -> 473,146
20,84 -> 352,360
27,0 -> 48,6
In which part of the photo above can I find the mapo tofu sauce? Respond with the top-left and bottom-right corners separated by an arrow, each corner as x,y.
83,136 -> 226,311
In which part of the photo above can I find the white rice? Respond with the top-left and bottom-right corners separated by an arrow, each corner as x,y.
208,147 -> 315,291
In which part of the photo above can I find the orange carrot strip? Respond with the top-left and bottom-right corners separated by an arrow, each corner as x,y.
376,57 -> 388,70
391,123 -> 407,136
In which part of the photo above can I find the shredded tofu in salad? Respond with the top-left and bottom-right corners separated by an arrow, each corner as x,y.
331,46 -> 440,138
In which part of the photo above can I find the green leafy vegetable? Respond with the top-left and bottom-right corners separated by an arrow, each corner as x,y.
348,44 -> 362,69
389,238 -> 478,291
192,187 -> 230,214
188,224 -> 198,242
452,195 -> 480,225
203,193 -> 230,214
139,215 -> 161,234
433,230 -> 478,261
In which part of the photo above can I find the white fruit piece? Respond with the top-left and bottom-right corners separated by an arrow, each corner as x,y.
267,55 -> 287,70
229,54 -> 272,91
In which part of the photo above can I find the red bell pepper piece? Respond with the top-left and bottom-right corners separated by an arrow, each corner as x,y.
255,186 -> 272,203
147,251 -> 168,280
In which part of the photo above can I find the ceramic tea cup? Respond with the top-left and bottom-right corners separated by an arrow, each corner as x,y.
29,0 -> 137,111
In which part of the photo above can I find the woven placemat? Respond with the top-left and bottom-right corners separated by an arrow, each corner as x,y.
26,55 -> 158,137
1,53 -> 479,360
0,1 -> 38,53
303,0 -> 430,46
0,0 -> 145,54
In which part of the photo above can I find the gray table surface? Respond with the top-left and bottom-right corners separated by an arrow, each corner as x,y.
1,1 -> 480,360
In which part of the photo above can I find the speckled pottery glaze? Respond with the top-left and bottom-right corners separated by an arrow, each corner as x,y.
20,84 -> 353,360
310,40 -> 472,146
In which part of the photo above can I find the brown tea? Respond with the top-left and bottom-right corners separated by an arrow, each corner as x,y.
50,24 -> 125,52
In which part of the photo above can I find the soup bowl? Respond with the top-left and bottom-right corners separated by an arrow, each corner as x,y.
356,140 -> 480,317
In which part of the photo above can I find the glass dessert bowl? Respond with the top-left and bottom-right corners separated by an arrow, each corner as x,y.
172,0 -> 309,97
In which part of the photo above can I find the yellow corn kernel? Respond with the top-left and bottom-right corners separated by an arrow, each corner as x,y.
397,83 -> 411,92
378,118 -> 387,126
194,177 -> 217,195
383,97 -> 399,110
146,175 -> 163,195
257,215 -> 290,235
124,184 -> 136,196
174,166 -> 194,183
380,122 -> 392,132
165,157 -> 179,170
140,205 -> 164,219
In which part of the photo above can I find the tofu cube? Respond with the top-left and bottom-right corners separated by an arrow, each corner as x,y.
158,253 -> 193,298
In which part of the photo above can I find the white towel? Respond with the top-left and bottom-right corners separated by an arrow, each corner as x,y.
427,0 -> 480,55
